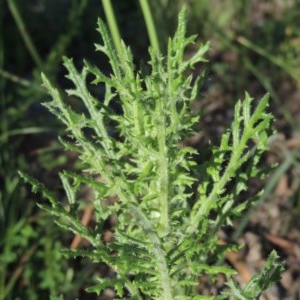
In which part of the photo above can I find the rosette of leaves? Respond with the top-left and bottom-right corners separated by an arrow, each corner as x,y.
20,7 -> 283,299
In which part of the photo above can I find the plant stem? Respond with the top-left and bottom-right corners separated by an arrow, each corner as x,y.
101,0 -> 122,57
130,205 -> 173,299
157,99 -> 170,235
98,163 -> 173,298
139,0 -> 160,52
7,0 -> 43,69
0,0 -> 3,80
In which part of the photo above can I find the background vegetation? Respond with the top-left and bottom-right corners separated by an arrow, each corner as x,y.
1,0 -> 299,299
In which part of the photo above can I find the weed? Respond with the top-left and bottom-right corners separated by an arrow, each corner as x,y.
20,6 -> 283,299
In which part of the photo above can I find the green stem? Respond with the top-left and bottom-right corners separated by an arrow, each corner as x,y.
96,163 -> 172,298
130,205 -> 173,299
7,0 -> 43,69
0,0 -> 3,79
88,145 -> 172,297
101,0 -> 122,56
139,0 -> 160,52
157,100 -> 170,235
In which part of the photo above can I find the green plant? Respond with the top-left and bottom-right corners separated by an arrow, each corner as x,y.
0,1 -> 95,299
21,7 -> 283,299
102,0 -> 160,55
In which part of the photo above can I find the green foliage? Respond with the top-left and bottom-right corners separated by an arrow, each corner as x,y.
222,251 -> 283,299
21,6 -> 282,299
0,1 -> 93,299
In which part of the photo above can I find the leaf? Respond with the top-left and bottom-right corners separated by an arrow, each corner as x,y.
242,250 -> 284,298
86,278 -> 125,297
222,251 -> 284,299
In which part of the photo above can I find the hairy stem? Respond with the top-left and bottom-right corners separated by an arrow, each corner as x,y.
157,98 -> 170,235
130,205 -> 173,299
